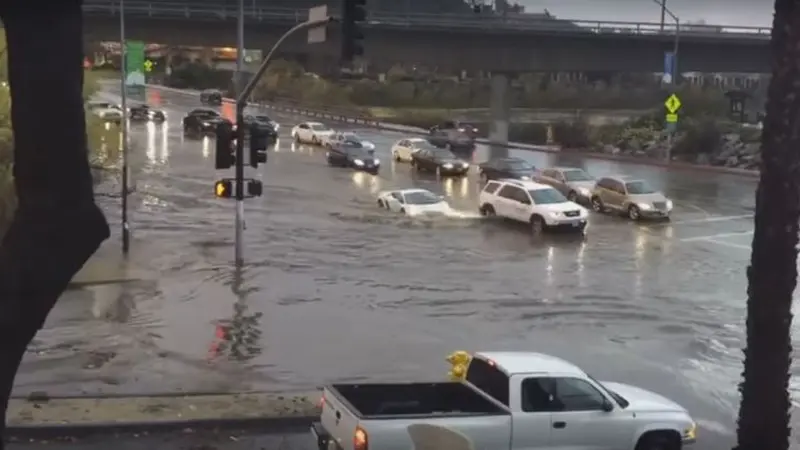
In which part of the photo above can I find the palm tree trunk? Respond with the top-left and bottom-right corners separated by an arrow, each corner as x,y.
734,1 -> 800,449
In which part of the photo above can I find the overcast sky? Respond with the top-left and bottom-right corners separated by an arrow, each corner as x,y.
516,0 -> 773,26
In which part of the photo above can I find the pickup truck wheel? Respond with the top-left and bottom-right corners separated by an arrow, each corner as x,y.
635,431 -> 680,450
480,204 -> 495,217
628,204 -> 641,221
567,191 -> 578,202
591,196 -> 605,213
530,215 -> 545,235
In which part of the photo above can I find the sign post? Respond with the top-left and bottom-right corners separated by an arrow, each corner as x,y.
664,93 -> 681,162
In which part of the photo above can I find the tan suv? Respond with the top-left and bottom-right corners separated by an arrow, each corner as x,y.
590,175 -> 673,220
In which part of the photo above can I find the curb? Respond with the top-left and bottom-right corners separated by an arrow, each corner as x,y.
5,416 -> 316,439
145,84 -> 760,178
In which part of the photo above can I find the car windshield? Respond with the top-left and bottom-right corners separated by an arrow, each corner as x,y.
415,141 -> 437,150
404,191 -> 442,205
625,181 -> 656,194
342,133 -> 360,141
529,188 -> 567,204
431,148 -> 456,159
347,148 -> 372,157
310,124 -> 330,131
506,160 -> 534,171
255,115 -> 272,122
563,170 -> 593,182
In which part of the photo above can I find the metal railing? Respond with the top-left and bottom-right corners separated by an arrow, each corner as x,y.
82,1 -> 771,38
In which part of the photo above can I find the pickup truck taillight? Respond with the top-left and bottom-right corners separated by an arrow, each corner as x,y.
354,426 -> 368,450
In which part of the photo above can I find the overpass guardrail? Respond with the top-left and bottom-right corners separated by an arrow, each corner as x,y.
83,1 -> 770,37
141,82 -> 759,177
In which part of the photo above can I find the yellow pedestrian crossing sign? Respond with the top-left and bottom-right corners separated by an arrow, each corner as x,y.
664,94 -> 681,113
144,59 -> 153,72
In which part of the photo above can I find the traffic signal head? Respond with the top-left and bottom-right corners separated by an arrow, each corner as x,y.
248,125 -> 271,168
341,0 -> 367,62
247,179 -> 263,197
215,121 -> 235,169
214,179 -> 233,198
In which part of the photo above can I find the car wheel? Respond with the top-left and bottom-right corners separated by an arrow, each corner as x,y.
414,160 -> 422,171
591,196 -> 605,213
480,204 -> 495,217
635,432 -> 678,450
312,136 -> 319,145
377,199 -> 385,208
628,205 -> 641,220
530,215 -> 545,235
567,191 -> 578,202
394,152 -> 401,162
480,172 -> 489,184
293,133 -> 300,143
399,208 -> 405,214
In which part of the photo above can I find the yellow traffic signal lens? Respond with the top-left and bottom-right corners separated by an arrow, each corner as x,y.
215,181 -> 231,198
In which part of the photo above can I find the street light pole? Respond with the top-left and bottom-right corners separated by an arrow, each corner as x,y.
234,0 -> 245,265
119,0 -> 131,254
649,0 -> 679,162
659,0 -> 666,31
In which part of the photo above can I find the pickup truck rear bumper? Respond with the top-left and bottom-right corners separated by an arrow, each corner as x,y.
311,422 -> 337,450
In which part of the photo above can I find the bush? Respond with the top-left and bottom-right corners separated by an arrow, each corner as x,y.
552,120 -> 592,149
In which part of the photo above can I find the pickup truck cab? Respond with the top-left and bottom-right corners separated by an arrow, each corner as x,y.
312,351 -> 696,450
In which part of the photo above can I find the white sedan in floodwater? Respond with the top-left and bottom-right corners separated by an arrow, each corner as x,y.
377,189 -> 453,216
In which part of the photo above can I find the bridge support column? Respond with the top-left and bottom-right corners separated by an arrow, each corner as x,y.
488,73 -> 510,158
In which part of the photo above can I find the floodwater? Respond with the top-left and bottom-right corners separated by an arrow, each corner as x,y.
14,85 -> 799,448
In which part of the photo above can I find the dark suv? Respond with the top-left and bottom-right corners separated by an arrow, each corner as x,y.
200,89 -> 223,106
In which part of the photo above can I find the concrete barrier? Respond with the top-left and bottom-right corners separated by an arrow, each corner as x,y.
146,84 -> 760,179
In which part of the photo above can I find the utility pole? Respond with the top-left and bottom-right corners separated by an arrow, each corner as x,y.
234,0 -> 245,265
659,0 -> 666,31
119,0 -> 131,254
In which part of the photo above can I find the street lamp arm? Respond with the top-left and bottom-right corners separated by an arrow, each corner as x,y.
237,17 -> 333,106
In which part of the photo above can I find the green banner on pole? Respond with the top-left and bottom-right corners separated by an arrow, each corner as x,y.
125,40 -> 146,100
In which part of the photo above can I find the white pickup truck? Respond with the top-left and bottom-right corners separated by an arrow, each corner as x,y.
311,351 -> 696,450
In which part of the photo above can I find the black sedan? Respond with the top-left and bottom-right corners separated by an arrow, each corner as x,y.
326,142 -> 379,174
182,108 -> 231,137
129,104 -> 166,122
478,157 -> 537,182
411,146 -> 470,176
243,114 -> 278,141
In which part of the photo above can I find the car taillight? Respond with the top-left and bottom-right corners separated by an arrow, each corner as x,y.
318,394 -> 326,408
354,426 -> 368,450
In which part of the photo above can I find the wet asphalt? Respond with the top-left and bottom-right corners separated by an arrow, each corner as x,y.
11,85 -> 797,449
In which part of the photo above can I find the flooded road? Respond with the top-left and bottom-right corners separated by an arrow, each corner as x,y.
13,85 -> 793,447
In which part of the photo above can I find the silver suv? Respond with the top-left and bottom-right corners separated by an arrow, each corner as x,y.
590,175 -> 672,220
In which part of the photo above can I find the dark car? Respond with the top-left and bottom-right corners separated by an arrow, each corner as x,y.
326,142 -> 380,174
478,157 -> 536,183
182,108 -> 231,136
200,89 -> 223,106
410,146 -> 470,176
428,120 -> 477,152
129,104 -> 166,122
243,114 -> 279,141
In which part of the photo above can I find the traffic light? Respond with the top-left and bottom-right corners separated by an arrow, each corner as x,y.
248,125 -> 269,168
214,179 -> 233,198
247,179 -> 263,197
215,121 -> 235,169
341,0 -> 366,62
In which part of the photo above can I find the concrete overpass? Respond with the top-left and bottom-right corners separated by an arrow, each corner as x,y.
82,1 -> 770,74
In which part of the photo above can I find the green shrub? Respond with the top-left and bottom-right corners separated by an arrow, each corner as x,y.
552,120 -> 592,149
510,123 -> 549,145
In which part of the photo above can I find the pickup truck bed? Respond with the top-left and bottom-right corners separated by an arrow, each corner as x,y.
330,382 -> 506,418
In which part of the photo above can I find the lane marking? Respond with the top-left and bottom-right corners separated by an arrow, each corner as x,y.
705,239 -> 751,250
670,214 -> 753,225
680,230 -> 754,242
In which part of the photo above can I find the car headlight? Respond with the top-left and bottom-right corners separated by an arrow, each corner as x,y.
373,159 -> 380,165
273,123 -> 279,130
354,159 -> 364,166
520,176 -> 531,180
683,422 -> 696,441
666,199 -> 673,209
638,203 -> 652,210
443,163 -> 453,168
461,162 -> 469,168
578,187 -> 591,196
549,211 -> 560,218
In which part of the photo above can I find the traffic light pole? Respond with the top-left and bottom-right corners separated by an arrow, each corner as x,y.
234,0 -> 245,265
231,16 -> 332,265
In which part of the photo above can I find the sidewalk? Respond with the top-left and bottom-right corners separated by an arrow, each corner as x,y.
69,239 -> 148,288
6,428 -> 311,449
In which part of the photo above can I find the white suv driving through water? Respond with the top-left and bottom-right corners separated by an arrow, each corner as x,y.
479,179 -> 589,234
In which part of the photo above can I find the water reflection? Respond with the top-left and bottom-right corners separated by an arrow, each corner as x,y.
207,267 -> 263,362
144,122 -> 169,163
351,171 -> 381,194
202,136 -> 211,159
443,177 -> 469,199
545,245 -> 555,287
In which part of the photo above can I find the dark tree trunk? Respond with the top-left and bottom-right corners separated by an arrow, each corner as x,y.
734,0 -> 800,449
